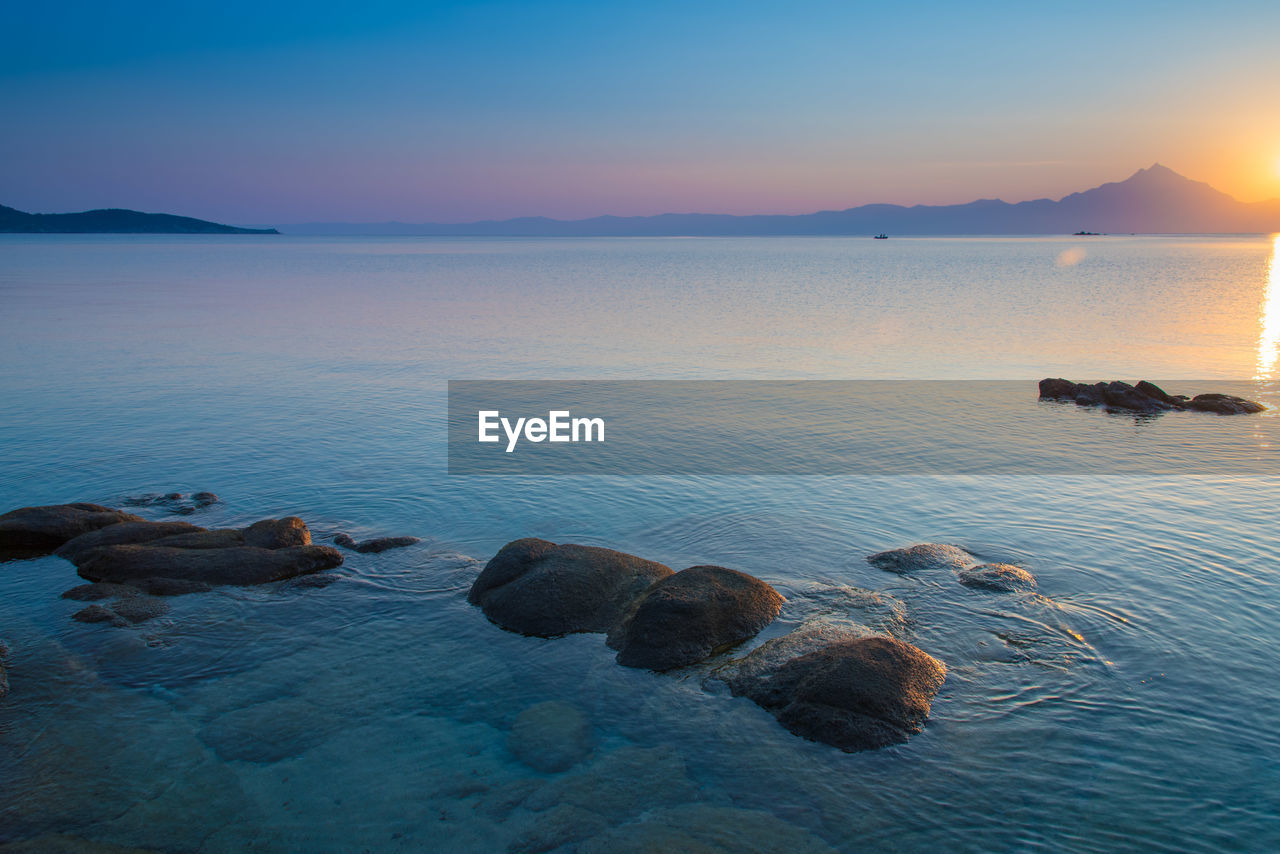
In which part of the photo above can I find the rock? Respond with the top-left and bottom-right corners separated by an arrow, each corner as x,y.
332,532 -> 419,552
71,604 -> 128,627
468,538 -> 673,637
1135,380 -> 1179,406
715,619 -> 874,694
735,636 -> 945,752
54,520 -> 206,562
524,744 -> 698,820
354,535 -> 420,554
199,696 -> 339,763
0,503 -> 144,555
607,566 -> 783,671
509,804 -> 608,854
141,528 -> 245,550
1186,393 -> 1267,414
0,835 -> 161,853
163,493 -> 184,501
578,804 -> 840,854
61,582 -> 141,601
74,544 -> 342,587
866,543 -> 973,574
192,491 -> 218,505
127,576 -> 214,596
276,572 -> 340,591
1037,377 -> 1078,399
109,596 -> 170,624
507,701 -> 593,773
956,563 -> 1037,592
1038,378 -> 1264,415
243,516 -> 311,549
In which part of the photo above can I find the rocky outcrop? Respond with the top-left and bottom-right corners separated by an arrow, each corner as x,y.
0,505 -> 348,595
467,538 -> 673,637
607,566 -> 783,671
1039,378 -> 1265,415
0,504 -> 144,558
732,636 -> 946,752
54,520 -> 205,562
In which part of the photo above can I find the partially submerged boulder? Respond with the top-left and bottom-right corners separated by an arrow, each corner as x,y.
243,517 -> 310,549
867,543 -> 1036,593
867,543 -> 973,574
734,636 -> 946,752
467,538 -> 672,637
0,503 -> 144,557
607,565 -> 783,671
1039,378 -> 1264,415
74,544 -> 342,587
55,520 -> 205,562
956,563 -> 1037,592
333,533 -> 421,553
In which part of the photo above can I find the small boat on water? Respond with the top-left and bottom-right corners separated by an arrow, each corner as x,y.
873,233 -> 888,239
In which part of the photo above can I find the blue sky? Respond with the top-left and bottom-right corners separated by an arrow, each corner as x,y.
3,1 -> 1278,223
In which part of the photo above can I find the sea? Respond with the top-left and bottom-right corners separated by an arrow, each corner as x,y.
1,234 -> 1278,852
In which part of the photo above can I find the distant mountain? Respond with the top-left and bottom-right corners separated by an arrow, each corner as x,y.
282,165 -> 1280,236
0,204 -> 278,234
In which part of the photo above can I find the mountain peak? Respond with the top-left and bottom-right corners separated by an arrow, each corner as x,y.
1127,162 -> 1182,182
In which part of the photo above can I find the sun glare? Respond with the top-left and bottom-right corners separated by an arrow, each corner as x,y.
1256,234 -> 1280,379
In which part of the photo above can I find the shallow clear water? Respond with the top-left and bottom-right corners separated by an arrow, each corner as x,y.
1,235 -> 1279,852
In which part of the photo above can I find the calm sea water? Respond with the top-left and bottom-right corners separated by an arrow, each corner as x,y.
1,235 -> 1279,852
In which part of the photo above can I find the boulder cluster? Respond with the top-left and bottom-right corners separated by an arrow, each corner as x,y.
1039,378 -> 1265,415
867,542 -> 1037,593
469,537 -> 946,752
0,500 -> 398,629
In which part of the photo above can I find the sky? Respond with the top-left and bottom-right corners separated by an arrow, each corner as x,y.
2,0 -> 1279,224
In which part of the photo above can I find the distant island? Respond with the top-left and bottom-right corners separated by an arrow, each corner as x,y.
0,204 -> 277,235
282,164 -> 1280,237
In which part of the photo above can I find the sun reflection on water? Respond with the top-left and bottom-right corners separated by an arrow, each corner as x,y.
1256,234 -> 1280,380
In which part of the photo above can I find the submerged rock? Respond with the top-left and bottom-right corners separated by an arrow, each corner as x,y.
71,604 -> 128,627
74,544 -> 343,587
577,804 -> 840,854
468,538 -> 672,637
507,701 -> 593,773
61,582 -> 143,601
868,543 -> 1036,594
607,565 -> 783,671
523,744 -> 698,820
355,535 -> 420,553
957,563 -> 1037,592
71,595 -> 169,627
333,532 -> 421,553
734,636 -> 946,752
0,503 -> 144,556
867,543 -> 973,574
1039,377 -> 1264,415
